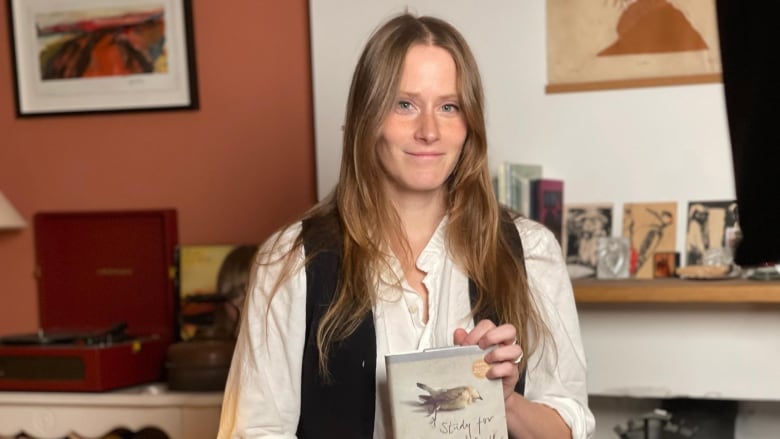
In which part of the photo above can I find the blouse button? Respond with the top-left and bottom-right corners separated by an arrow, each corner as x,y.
408,304 -> 418,314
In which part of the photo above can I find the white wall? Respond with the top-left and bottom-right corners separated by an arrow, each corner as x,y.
309,0 -> 734,256
308,2 -> 773,438
581,303 -> 780,401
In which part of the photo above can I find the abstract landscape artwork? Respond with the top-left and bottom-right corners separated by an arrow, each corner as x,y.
8,0 -> 197,115
36,6 -> 168,80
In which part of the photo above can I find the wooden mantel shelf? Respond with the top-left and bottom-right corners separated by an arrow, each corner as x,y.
573,277 -> 780,304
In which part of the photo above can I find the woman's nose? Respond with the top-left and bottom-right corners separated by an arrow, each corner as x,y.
414,110 -> 440,144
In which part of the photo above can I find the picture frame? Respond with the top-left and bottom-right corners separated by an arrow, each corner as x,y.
6,0 -> 198,116
652,251 -> 679,278
564,203 -> 614,272
685,200 -> 739,266
546,0 -> 721,93
622,201 -> 677,279
177,244 -> 258,340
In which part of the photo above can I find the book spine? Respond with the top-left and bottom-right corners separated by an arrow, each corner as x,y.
504,162 -> 513,207
519,178 -> 531,217
530,179 -> 540,220
533,179 -> 564,243
497,163 -> 508,205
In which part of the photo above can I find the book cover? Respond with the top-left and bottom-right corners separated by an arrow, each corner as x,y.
530,179 -> 564,244
385,345 -> 508,438
622,202 -> 677,279
685,200 -> 739,266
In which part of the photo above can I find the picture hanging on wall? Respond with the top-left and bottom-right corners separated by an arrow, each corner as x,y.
546,0 -> 721,93
7,0 -> 198,116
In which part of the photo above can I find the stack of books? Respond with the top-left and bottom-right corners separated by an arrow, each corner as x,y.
494,162 -> 563,244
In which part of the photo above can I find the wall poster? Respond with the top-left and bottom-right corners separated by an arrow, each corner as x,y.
7,0 -> 198,116
546,0 -> 721,93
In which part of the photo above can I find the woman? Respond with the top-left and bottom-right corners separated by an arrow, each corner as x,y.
218,13 -> 594,438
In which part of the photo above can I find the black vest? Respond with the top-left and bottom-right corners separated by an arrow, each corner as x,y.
296,211 -> 526,438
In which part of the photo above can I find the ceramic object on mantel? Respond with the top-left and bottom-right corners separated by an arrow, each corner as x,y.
166,293 -> 237,391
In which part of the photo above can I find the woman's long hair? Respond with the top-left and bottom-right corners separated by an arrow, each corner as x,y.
266,13 -> 548,376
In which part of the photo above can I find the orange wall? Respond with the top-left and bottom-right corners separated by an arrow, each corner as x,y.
0,1 -> 316,335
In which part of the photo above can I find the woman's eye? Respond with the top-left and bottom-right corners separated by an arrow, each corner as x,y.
442,103 -> 459,112
397,100 -> 413,110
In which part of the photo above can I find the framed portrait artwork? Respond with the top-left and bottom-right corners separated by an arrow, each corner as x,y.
685,200 -> 739,266
546,0 -> 721,93
564,203 -> 614,276
6,0 -> 198,116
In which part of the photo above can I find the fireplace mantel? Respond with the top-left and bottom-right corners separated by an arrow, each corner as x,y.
573,278 -> 780,304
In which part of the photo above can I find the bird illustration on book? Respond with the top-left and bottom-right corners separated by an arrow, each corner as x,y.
416,382 -> 483,425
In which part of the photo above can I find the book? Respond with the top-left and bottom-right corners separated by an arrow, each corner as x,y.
505,163 -> 542,216
495,165 -> 508,205
530,179 -> 564,244
385,345 -> 508,438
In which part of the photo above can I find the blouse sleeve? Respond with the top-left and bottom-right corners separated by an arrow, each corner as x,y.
517,218 -> 596,439
218,223 -> 307,439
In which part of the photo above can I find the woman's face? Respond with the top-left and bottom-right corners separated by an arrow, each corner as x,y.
377,44 -> 467,205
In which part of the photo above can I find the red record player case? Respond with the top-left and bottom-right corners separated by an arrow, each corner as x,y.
0,210 -> 178,391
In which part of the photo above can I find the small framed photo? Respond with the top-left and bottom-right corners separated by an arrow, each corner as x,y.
653,252 -> 679,278
565,203 -> 613,271
686,200 -> 739,266
7,0 -> 198,116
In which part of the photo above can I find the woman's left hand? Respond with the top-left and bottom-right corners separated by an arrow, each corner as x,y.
454,319 -> 523,401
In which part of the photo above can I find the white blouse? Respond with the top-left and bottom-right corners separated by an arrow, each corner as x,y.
218,216 -> 595,438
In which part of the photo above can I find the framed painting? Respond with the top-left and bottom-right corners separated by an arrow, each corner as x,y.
546,0 -> 721,93
564,203 -> 614,274
7,0 -> 198,116
622,201 -> 677,279
652,251 -> 679,278
177,244 -> 258,340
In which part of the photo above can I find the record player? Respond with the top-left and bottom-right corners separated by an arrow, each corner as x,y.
0,210 -> 178,391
